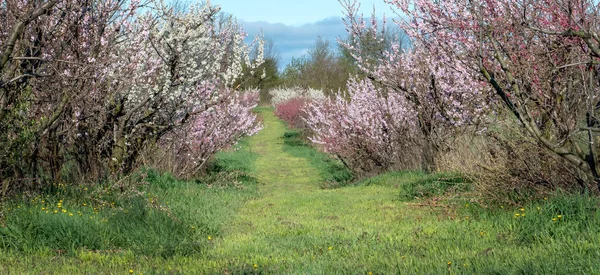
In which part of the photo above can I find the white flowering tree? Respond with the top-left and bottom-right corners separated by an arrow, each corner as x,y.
0,0 -> 264,189
106,2 -> 264,174
269,86 -> 325,106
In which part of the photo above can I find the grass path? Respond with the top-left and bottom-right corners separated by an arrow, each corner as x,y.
2,108 -> 598,274
202,109 -> 427,273
199,109 -> 600,274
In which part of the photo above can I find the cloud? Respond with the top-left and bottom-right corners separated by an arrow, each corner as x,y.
241,17 -> 348,70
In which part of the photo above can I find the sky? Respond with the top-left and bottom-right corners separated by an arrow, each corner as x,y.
207,0 -> 392,26
201,0 -> 396,69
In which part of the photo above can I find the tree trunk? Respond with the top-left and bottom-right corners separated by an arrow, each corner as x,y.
421,139 -> 436,173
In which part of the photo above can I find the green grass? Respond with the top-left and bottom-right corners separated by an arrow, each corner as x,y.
1,108 -> 600,274
359,170 -> 472,201
0,138 -> 260,273
280,127 -> 354,187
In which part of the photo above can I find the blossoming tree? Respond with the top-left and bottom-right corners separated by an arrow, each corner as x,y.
315,0 -> 489,172
0,0 -> 263,189
390,0 -> 600,188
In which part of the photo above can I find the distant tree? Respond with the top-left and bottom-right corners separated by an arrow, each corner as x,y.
281,37 -> 350,95
338,15 -> 406,78
234,38 -> 282,103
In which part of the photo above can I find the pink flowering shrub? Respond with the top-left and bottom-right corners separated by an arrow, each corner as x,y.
386,0 -> 600,189
338,0 -> 491,172
270,87 -> 325,130
275,98 -> 310,129
305,78 -> 422,175
160,89 -> 262,177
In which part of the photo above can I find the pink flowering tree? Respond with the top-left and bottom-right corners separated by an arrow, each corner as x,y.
163,88 -> 261,177
106,2 -> 264,174
0,0 -> 263,190
335,0 -> 490,172
270,87 -> 325,129
390,0 -> 600,188
305,77 -> 422,174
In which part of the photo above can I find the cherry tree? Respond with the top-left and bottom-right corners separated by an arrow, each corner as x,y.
270,86 -> 325,106
163,88 -> 261,177
390,0 -> 600,188
0,0 -> 263,189
305,77 -> 421,174
0,0 -> 148,185
106,2 -> 264,174
336,0 -> 490,171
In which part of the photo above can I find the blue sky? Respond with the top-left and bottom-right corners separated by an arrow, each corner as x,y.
200,0 -> 395,69
207,0 -> 392,26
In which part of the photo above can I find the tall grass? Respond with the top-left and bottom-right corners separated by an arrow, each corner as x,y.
0,139 -> 260,258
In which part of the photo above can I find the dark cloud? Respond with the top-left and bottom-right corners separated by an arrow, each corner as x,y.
241,17 -> 348,70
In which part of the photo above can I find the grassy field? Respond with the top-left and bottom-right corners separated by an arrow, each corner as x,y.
1,107 -> 600,274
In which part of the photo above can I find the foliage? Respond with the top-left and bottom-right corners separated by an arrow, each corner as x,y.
305,77 -> 422,176
233,39 -> 283,104
0,0 -> 263,193
281,37 -> 352,94
338,0 -> 491,172
274,98 -> 310,129
391,0 -> 600,189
